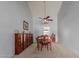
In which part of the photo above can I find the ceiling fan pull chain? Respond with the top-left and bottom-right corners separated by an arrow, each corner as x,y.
44,1 -> 46,18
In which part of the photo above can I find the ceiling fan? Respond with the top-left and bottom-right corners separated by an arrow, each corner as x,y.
39,16 -> 53,21
39,1 -> 53,22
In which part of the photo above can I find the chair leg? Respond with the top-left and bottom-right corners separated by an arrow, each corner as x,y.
50,43 -> 52,51
37,43 -> 40,51
47,44 -> 49,51
52,43 -> 55,52
41,44 -> 43,51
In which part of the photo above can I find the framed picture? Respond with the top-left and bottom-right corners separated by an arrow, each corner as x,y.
23,20 -> 29,30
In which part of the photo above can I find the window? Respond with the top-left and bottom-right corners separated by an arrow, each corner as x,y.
43,26 -> 50,35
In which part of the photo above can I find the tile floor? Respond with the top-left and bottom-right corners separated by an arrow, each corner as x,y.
14,43 -> 79,58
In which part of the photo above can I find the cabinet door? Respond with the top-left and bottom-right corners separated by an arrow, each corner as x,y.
24,34 -> 28,49
29,34 -> 32,45
29,34 -> 33,45
15,33 -> 22,55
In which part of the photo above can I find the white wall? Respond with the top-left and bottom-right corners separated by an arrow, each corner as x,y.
28,1 -> 62,42
58,1 -> 79,54
0,2 -> 32,57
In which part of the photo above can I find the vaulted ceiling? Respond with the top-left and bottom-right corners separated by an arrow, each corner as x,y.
28,1 -> 62,18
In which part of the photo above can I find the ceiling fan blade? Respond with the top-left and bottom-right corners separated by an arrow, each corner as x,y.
39,17 -> 43,19
43,16 -> 50,19
46,16 -> 50,19
43,18 -> 46,19
47,19 -> 53,21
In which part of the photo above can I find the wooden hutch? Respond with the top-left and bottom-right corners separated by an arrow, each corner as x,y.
15,33 -> 33,55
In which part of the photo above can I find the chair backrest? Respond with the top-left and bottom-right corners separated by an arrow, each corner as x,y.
50,33 -> 55,42
36,35 -> 44,43
36,35 -> 48,43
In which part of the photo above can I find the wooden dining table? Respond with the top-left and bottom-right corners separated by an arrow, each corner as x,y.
36,34 -> 55,51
